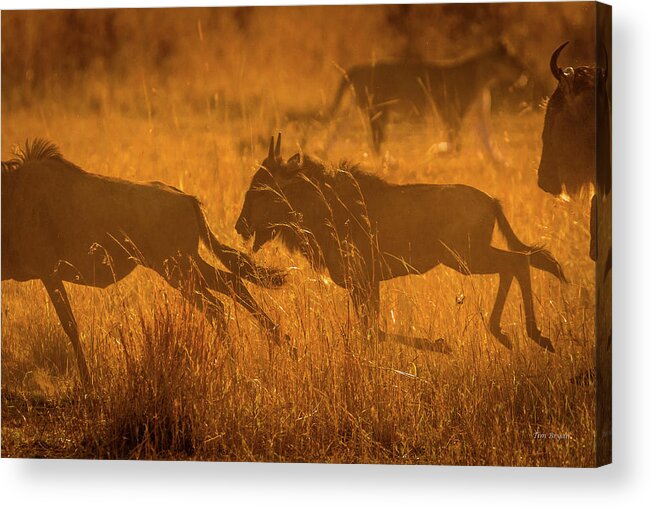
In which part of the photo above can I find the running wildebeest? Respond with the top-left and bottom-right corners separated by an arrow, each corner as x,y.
319,42 -> 524,157
1,139 -> 287,383
537,41 -> 611,275
236,134 -> 567,352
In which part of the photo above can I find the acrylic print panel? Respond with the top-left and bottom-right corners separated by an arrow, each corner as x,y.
1,2 -> 611,466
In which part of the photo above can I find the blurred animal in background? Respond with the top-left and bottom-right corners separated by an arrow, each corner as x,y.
236,134 -> 567,353
288,42 -> 525,162
537,41 -> 611,278
1,139 -> 287,383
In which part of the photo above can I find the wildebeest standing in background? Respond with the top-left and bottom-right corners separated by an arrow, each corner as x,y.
1,140 -> 286,383
236,134 -> 567,352
537,41 -> 611,274
321,42 -> 524,158
537,39 -> 612,465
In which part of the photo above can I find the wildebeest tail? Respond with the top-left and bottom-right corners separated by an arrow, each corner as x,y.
493,200 -> 567,283
191,200 -> 286,288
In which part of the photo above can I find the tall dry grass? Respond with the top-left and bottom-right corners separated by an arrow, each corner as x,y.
1,103 -> 597,465
2,5 -> 598,465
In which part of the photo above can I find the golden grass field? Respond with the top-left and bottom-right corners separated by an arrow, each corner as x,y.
1,5 -> 599,465
1,105 -> 597,465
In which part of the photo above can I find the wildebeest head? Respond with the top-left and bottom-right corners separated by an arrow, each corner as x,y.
538,41 -> 609,197
236,134 -> 309,252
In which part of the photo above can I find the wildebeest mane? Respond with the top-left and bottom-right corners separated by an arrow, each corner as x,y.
7,138 -> 88,176
14,138 -> 63,164
1,159 -> 20,174
340,161 -> 390,189
297,155 -> 390,190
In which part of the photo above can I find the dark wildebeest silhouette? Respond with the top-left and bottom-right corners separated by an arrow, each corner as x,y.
321,42 -> 524,156
1,140 -> 286,383
539,41 -> 612,444
236,134 -> 567,352
538,41 -> 611,277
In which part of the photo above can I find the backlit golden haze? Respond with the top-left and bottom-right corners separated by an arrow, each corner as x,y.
2,4 -> 598,464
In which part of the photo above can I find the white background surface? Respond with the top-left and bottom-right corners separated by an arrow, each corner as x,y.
0,0 -> 648,505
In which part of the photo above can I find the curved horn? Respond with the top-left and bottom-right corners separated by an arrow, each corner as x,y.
267,136 -> 275,160
550,41 -> 569,81
275,132 -> 282,158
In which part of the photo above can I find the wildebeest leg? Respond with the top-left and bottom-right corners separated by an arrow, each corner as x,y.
511,258 -> 554,352
353,278 -> 451,353
194,257 -> 283,345
480,248 -> 554,352
447,129 -> 458,152
441,246 -> 513,349
443,246 -> 554,352
157,256 -> 226,332
446,119 -> 461,154
488,272 -> 515,349
41,277 -> 91,384
350,281 -> 380,340
476,88 -> 505,165
369,109 -> 387,154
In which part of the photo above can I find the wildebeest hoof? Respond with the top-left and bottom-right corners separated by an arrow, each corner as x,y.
490,327 -> 513,350
432,338 -> 452,355
533,334 -> 556,353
